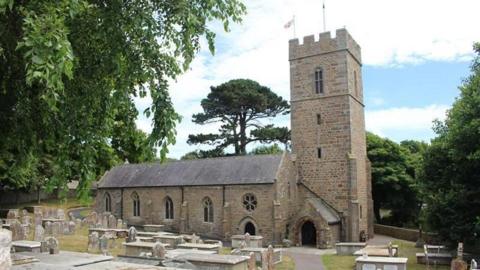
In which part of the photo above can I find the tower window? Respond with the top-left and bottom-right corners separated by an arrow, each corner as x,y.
317,148 -> 322,158
316,114 -> 321,125
165,196 -> 174,219
314,68 -> 324,94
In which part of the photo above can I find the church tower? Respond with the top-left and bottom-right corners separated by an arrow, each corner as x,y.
289,29 -> 373,242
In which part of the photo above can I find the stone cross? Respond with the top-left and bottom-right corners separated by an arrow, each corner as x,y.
127,227 -> 137,242
108,215 -> 116,229
152,241 -> 166,259
10,220 -> 24,241
88,232 -> 99,252
99,234 -> 109,255
45,236 -> 59,254
245,232 -> 251,247
248,252 -> 256,270
34,225 -> 45,242
0,229 -> 12,269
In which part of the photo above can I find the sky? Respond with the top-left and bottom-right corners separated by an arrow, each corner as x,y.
135,0 -> 479,159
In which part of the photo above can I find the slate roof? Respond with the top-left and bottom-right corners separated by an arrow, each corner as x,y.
306,198 -> 341,225
98,154 -> 284,188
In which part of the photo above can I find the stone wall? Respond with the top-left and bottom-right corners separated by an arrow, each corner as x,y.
374,224 -> 438,243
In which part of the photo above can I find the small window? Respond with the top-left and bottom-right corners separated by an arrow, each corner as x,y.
165,196 -> 174,219
316,114 -> 321,125
314,68 -> 324,94
317,148 -> 322,158
105,193 -> 112,212
360,205 -> 363,219
203,197 -> 214,223
132,192 -> 140,217
242,193 -> 258,211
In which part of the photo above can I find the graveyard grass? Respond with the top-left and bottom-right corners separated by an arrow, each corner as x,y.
321,240 -> 450,270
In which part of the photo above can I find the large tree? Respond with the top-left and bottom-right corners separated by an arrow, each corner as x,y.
0,0 -> 246,197
421,43 -> 480,246
188,79 -> 290,155
367,132 -> 421,226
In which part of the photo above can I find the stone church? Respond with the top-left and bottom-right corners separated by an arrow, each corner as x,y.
95,28 -> 374,248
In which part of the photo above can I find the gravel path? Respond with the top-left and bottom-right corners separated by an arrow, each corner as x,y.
284,247 -> 335,270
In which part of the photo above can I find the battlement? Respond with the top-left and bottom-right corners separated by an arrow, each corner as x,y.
289,28 -> 361,63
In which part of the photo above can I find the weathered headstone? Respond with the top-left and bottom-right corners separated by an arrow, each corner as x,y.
52,222 -> 60,236
69,212 -> 75,221
261,249 -> 268,270
152,241 -> 166,259
108,215 -> 116,229
21,209 -> 28,217
191,233 -> 199,244
451,242 -> 468,270
7,209 -> 19,219
75,218 -> 82,229
102,213 -> 108,228
45,221 -> 53,235
33,206 -> 43,215
99,234 -> 109,255
267,245 -> 274,270
248,252 -> 256,270
0,229 -> 12,269
34,213 -> 43,227
57,209 -> 65,220
62,221 -> 69,234
127,226 -> 137,243
90,211 -> 98,225
245,232 -> 251,247
67,221 -> 76,235
117,219 -> 123,229
10,219 -> 25,241
45,236 -> 59,254
22,215 -> 32,227
40,240 -> 48,253
471,259 -> 478,270
34,225 -> 45,242
88,232 -> 99,252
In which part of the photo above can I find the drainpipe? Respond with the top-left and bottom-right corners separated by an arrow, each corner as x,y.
120,188 -> 124,220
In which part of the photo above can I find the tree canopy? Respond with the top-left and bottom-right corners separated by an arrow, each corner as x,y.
188,79 -> 290,155
0,0 -> 246,197
421,43 -> 480,246
366,132 -> 422,227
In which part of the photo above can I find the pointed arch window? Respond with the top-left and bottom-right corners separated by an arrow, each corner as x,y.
165,196 -> 174,219
203,197 -> 214,223
132,192 -> 140,216
104,192 -> 112,212
314,68 -> 324,94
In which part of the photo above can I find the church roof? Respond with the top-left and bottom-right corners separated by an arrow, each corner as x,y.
98,154 -> 284,188
306,198 -> 341,225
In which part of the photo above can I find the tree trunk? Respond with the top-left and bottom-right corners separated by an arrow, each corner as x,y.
239,114 -> 247,155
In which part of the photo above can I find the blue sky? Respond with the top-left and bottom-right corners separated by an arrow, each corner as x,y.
134,0 -> 479,159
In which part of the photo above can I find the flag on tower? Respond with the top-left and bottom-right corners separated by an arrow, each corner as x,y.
284,17 -> 294,29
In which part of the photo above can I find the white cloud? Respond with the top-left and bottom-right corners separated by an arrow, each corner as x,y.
135,0 -> 477,157
365,105 -> 449,140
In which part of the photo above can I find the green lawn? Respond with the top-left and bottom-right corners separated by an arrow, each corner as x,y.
322,240 -> 450,270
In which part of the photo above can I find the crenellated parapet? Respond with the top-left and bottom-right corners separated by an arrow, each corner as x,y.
289,28 -> 361,64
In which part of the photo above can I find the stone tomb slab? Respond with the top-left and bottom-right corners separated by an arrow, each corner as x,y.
152,235 -> 184,248
11,251 -> 113,269
177,243 -> 220,253
416,252 -> 452,265
136,236 -> 155,242
12,241 -> 42,253
336,242 -> 368,255
136,231 -> 163,237
174,253 -> 249,270
354,245 -> 398,257
143,224 -> 165,232
355,256 -> 407,270
240,247 -> 283,264
123,241 -> 171,256
75,261 -> 184,270
231,234 -> 263,248
165,248 -> 217,259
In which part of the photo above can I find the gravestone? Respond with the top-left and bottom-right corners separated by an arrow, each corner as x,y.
21,215 -> 32,227
127,227 -> 137,243
471,259 -> 478,270
267,245 -> 274,270
152,241 -> 166,259
0,229 -> 12,269
68,221 -> 76,234
69,212 -> 75,221
95,223 -> 102,228
117,219 -> 123,229
88,232 -> 99,252
261,249 -> 268,270
51,222 -> 60,235
191,233 -> 199,244
99,234 -> 109,255
33,206 -> 42,215
245,233 -> 251,247
45,221 -> 53,235
7,209 -> 19,219
102,214 -> 108,228
57,209 -> 65,220
21,209 -> 28,217
108,215 -> 116,229
451,242 -> 467,270
90,211 -> 98,225
34,225 -> 45,242
248,252 -> 256,270
45,236 -> 59,254
34,213 -> 43,227
10,220 -> 24,241
75,218 -> 82,228
40,240 -> 48,253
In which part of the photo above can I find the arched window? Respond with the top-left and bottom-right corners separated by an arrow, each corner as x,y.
202,197 -> 213,223
165,196 -> 174,219
314,67 -> 324,94
104,192 -> 112,212
131,192 -> 140,217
